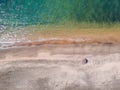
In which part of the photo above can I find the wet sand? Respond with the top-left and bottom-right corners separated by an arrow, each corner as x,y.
0,44 -> 120,90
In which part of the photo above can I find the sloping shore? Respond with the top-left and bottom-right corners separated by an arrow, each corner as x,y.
13,39 -> 117,47
1,38 -> 119,49
0,43 -> 120,61
0,26 -> 120,90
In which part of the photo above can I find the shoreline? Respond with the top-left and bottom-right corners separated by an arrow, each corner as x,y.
0,38 -> 120,49
0,43 -> 119,62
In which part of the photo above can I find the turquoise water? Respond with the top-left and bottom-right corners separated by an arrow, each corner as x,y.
0,0 -> 120,47
0,0 -> 120,26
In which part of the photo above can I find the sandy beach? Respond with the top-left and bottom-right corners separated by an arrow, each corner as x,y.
0,0 -> 120,89
0,21 -> 120,90
0,43 -> 120,90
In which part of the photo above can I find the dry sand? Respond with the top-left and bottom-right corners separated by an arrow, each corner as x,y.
0,44 -> 120,90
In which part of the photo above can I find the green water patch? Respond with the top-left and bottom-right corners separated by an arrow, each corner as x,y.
0,0 -> 120,26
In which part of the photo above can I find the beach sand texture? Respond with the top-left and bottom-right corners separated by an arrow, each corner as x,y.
0,44 -> 120,90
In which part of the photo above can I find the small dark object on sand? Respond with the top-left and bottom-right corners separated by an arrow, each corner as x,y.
82,58 -> 88,64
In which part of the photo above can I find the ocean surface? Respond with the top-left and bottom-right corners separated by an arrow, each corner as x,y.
0,0 -> 120,48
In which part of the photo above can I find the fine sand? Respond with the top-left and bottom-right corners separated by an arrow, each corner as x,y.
0,44 -> 120,90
